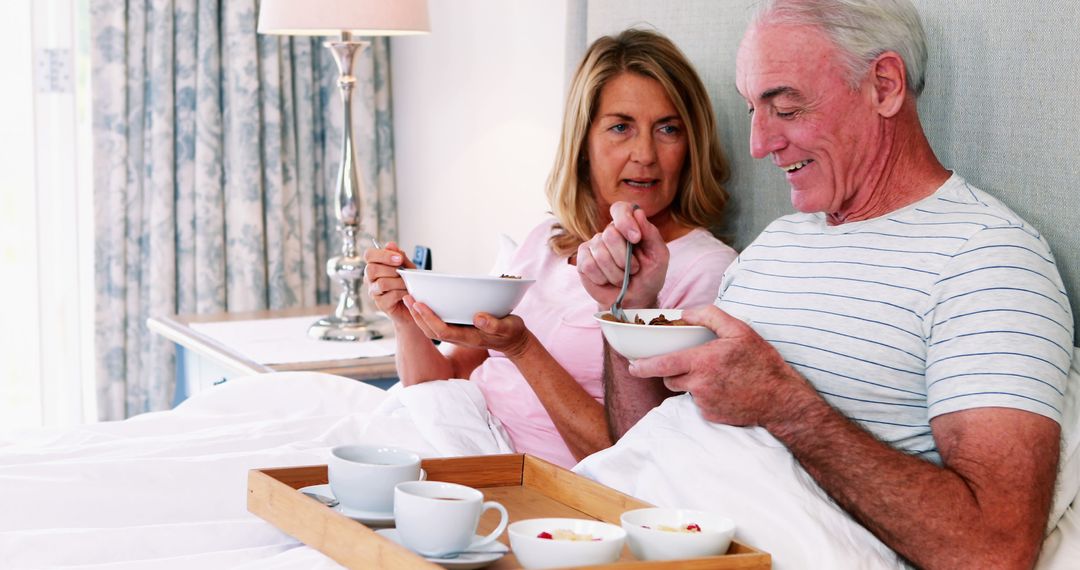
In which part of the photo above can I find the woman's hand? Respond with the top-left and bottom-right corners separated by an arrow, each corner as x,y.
577,202 -> 670,309
364,241 -> 417,325
403,296 -> 533,358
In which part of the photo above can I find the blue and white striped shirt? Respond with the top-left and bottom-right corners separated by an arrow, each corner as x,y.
717,174 -> 1074,463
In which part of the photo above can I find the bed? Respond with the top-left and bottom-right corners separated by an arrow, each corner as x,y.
6,1 -> 1079,568
2,356 -> 1078,569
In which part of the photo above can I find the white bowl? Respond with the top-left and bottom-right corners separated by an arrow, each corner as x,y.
620,507 -> 735,561
594,309 -> 716,359
397,269 -> 535,325
508,517 -> 626,569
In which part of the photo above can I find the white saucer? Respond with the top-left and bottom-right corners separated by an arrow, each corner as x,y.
375,528 -> 509,570
299,474 -> 428,527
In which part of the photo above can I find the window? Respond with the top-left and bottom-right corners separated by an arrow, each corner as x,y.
0,0 -> 93,432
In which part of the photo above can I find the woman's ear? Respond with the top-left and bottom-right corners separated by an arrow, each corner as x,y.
870,51 -> 907,118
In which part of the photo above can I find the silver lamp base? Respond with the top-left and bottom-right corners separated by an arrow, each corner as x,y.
308,313 -> 391,342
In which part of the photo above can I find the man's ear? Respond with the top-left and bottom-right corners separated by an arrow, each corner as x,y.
870,51 -> 907,118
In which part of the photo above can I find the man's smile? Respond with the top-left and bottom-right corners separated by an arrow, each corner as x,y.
782,159 -> 813,173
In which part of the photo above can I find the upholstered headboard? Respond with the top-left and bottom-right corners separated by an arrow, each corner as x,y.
585,0 -> 1080,344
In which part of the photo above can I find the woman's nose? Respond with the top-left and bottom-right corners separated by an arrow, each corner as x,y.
630,132 -> 657,165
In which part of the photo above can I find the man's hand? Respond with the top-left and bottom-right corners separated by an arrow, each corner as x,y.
403,295 -> 532,358
577,202 -> 670,309
626,305 -> 811,427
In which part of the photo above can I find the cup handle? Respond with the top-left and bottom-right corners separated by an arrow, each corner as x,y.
468,501 -> 509,551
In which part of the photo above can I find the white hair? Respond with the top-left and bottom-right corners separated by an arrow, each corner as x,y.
752,0 -> 928,96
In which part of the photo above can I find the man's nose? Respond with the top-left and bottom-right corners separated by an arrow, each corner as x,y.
630,131 -> 657,165
749,112 -> 785,159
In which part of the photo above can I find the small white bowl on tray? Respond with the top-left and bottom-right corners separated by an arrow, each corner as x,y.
620,507 -> 736,561
594,308 -> 716,359
398,269 -> 535,325
507,517 -> 626,569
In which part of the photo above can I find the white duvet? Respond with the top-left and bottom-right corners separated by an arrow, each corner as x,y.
1,365 -> 1078,569
0,373 -> 510,569
574,348 -> 1080,569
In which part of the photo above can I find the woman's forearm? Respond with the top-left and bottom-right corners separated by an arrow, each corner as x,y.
507,333 -> 613,461
393,321 -> 455,385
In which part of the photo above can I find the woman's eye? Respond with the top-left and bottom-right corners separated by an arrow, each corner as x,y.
658,124 -> 680,135
610,123 -> 628,133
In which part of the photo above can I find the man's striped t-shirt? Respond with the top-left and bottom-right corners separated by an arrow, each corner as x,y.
716,174 -> 1074,463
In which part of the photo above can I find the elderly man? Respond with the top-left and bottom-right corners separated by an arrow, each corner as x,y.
576,1 -> 1073,568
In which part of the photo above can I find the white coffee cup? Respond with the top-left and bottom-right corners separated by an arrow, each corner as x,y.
328,444 -> 421,513
394,480 -> 509,558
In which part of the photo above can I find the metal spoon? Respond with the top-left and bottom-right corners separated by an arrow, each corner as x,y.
303,491 -> 340,508
610,239 -> 633,323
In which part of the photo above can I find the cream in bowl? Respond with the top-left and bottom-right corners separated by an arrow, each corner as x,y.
508,517 -> 626,569
620,507 -> 736,561
594,308 -> 716,359
397,269 -> 535,325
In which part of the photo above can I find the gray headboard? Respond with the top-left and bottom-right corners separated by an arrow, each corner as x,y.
585,0 -> 1080,345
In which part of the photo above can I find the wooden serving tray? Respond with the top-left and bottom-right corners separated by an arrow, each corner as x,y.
248,453 -> 770,569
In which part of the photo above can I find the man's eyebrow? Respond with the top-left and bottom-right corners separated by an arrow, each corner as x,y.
759,86 -> 800,102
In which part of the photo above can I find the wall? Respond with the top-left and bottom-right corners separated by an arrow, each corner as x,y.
390,0 -> 585,274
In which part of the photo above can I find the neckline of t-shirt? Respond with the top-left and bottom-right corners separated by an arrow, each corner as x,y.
813,172 -> 963,235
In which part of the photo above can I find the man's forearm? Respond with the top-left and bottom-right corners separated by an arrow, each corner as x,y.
603,342 -> 676,440
768,384 -> 1058,569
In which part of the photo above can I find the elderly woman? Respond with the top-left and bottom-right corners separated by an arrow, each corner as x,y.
364,29 -> 736,469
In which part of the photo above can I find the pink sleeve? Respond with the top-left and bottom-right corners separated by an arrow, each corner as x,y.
658,234 -> 737,310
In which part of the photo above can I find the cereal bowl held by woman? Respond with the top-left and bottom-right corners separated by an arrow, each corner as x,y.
396,269 -> 535,325
362,28 -> 737,469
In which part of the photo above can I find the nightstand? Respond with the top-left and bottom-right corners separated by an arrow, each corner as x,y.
148,306 -> 399,406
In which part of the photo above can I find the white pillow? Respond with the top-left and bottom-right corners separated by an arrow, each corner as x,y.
487,233 -> 518,276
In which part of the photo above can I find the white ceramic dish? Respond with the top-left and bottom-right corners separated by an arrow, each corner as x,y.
594,308 -> 716,359
376,528 -> 509,570
298,469 -> 427,527
397,269 -> 535,325
507,517 -> 626,569
620,507 -> 736,561
298,484 -> 394,526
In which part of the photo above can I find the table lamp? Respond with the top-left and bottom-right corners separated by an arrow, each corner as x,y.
258,0 -> 429,341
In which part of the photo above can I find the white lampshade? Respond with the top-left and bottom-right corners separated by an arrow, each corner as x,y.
257,0 -> 430,36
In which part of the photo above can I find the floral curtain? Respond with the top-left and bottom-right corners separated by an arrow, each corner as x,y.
90,0 -> 398,420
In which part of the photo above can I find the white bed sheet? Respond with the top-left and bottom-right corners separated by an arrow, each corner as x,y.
0,372 -> 510,569
2,363 -> 1077,570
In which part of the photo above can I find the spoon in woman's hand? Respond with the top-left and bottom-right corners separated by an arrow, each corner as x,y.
609,205 -> 640,322
610,239 -> 633,323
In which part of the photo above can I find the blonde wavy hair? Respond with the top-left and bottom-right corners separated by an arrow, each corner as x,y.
546,28 -> 730,256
